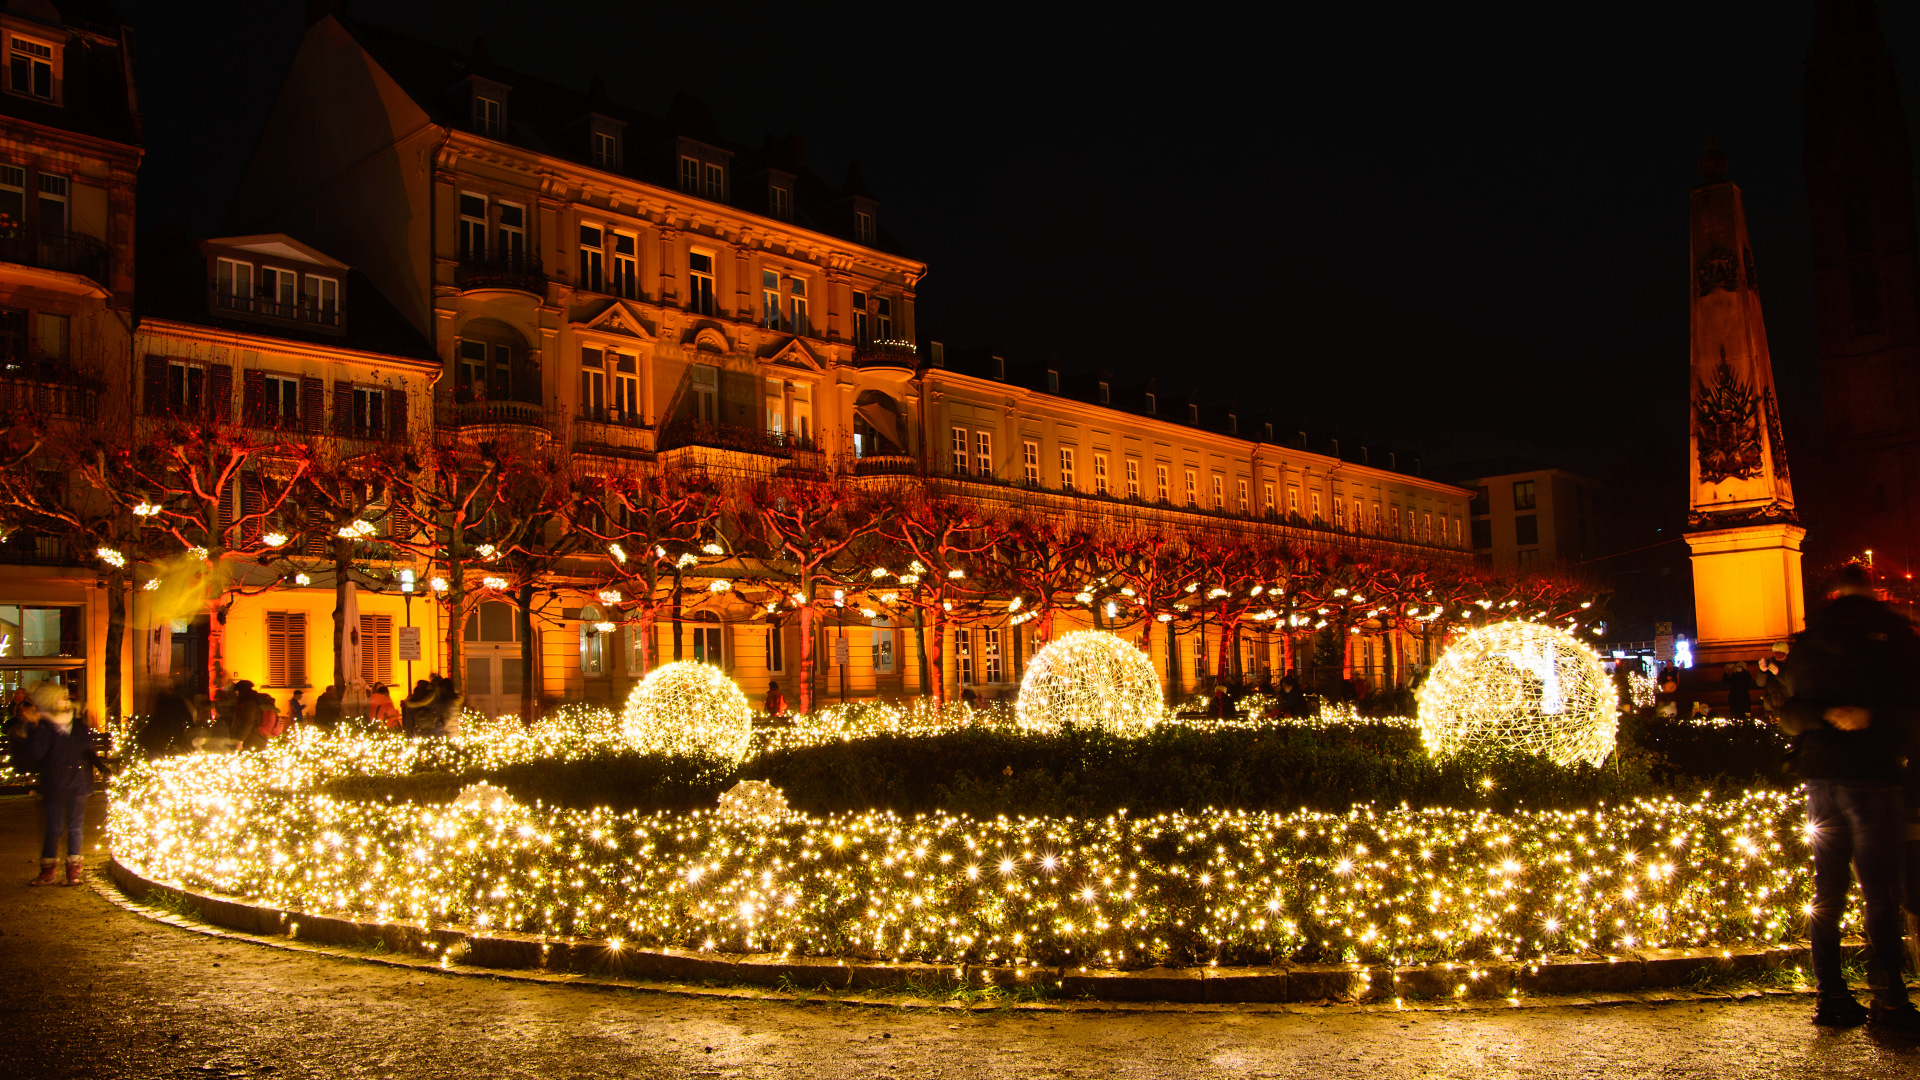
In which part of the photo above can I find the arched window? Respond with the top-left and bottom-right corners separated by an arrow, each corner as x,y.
455,318 -> 539,404
579,603 -> 605,675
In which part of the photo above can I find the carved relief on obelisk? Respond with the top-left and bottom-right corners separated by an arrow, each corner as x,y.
1684,141 -> 1806,663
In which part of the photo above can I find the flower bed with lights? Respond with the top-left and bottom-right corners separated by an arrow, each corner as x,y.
105,689 -> 1831,995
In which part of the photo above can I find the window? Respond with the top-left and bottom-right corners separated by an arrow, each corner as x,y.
1512,480 -> 1536,511
1424,512 -> 1433,542
871,623 -> 895,674
579,606 -> 605,677
952,427 -> 969,475
609,233 -> 637,299
612,352 -> 640,422
352,388 -> 385,438
1370,503 -> 1380,533
303,274 -> 340,326
1264,482 -> 1275,515
578,224 -> 604,293
1517,548 -> 1539,571
266,612 -> 307,687
691,364 -> 718,423
1046,369 -> 1060,393
581,347 -> 606,418
874,295 -> 891,340
1184,469 -> 1197,506
1188,403 -> 1199,424
955,628 -> 973,685
167,360 -> 206,417
216,258 -> 254,312
1470,485 -> 1490,516
1212,475 -> 1224,509
591,130 -> 617,170
852,290 -> 869,343
1156,463 -> 1170,502
789,277 -> 809,335
1094,452 -> 1109,494
975,431 -> 992,477
359,614 -> 394,686
497,203 -> 525,265
1144,391 -> 1156,414
680,156 -> 701,194
265,374 -> 300,428
33,313 -> 64,361
1454,517 -> 1463,545
769,183 -> 791,221
1263,423 -> 1274,441
1126,459 -> 1141,499
0,165 -> 20,233
790,381 -> 811,441
36,173 -> 63,233
766,625 -> 785,673
990,354 -> 1004,380
1098,381 -> 1110,404
260,267 -> 296,318
1390,505 -> 1401,537
763,270 -> 782,328
1059,448 -> 1076,490
983,628 -> 1003,684
1228,413 -> 1238,435
474,95 -> 501,136
1288,487 -> 1300,515
1023,440 -> 1040,484
1472,518 -> 1493,549
855,210 -> 875,243
458,193 -> 487,259
687,251 -> 717,315
9,36 -> 53,101
1515,514 -> 1539,546
1334,495 -> 1346,527
1238,478 -> 1249,512
1352,497 -> 1363,530
691,613 -> 723,667
703,162 -> 726,200
764,376 -> 786,436
1312,491 -> 1324,521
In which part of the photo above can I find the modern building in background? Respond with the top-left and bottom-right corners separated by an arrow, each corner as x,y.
1431,458 -> 1606,575
0,3 -> 139,711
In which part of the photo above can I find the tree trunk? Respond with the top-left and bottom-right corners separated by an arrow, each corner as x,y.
1037,607 -> 1054,644
103,568 -> 124,723
516,580 -> 536,724
1165,616 -> 1179,702
444,554 -> 466,694
1216,618 -> 1233,683
927,605 -> 946,707
635,603 -> 655,675
671,565 -> 684,661
796,581 -> 815,714
913,606 -> 929,697
208,591 -> 230,700
332,538 -> 351,694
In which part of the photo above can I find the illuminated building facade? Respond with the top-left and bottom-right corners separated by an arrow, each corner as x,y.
0,3 -> 138,713
1433,459 -> 1606,574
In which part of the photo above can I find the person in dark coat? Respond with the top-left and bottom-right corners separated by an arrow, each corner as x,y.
311,684 -> 342,730
1779,563 -> 1920,1030
1722,663 -> 1755,720
230,680 -> 265,751
401,679 -> 437,737
137,680 -> 194,759
20,683 -> 108,886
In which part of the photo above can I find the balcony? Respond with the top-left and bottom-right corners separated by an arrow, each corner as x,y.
438,398 -> 554,442
0,228 -> 110,289
0,363 -> 101,422
454,251 -> 547,296
851,340 -> 918,375
853,453 -> 919,477
572,407 -> 654,461
659,420 -> 820,459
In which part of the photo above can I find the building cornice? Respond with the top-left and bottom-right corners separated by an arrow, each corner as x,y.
138,318 -> 440,373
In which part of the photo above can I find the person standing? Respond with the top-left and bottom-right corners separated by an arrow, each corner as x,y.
20,683 -> 108,886
1722,662 -> 1755,720
762,681 -> 788,717
1780,563 -> 1920,1030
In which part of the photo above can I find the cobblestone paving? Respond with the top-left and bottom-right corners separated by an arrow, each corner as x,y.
6,794 -> 1920,1079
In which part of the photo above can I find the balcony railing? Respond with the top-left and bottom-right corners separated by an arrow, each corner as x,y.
853,453 -> 920,477
658,420 -> 815,458
852,340 -> 918,370
441,398 -> 550,431
0,228 -> 109,288
0,364 -> 101,422
454,250 -> 547,295
576,405 -> 649,429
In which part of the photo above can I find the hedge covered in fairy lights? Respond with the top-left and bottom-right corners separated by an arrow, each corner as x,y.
106,703 -> 1835,971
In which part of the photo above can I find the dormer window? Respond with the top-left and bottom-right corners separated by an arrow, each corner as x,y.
1188,403 -> 1199,424
769,181 -> 792,221
1144,391 -> 1156,414
991,355 -> 1005,381
303,274 -> 340,327
680,156 -> 700,194
474,95 -> 502,136
856,210 -> 875,243
679,151 -> 728,200
260,267 -> 297,318
1098,381 -> 1110,405
1227,413 -> 1237,434
1263,422 -> 1274,441
929,341 -> 945,368
216,258 -> 254,313
591,130 -> 618,170
8,36 -> 55,102
1046,369 -> 1060,393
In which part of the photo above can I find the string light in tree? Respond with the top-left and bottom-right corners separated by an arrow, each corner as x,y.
622,660 -> 753,762
1417,621 -> 1618,767
1015,630 -> 1162,735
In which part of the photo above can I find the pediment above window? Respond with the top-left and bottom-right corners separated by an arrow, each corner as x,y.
767,337 -> 825,372
577,302 -> 653,342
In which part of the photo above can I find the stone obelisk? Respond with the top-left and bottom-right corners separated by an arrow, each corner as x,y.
1684,142 -> 1806,663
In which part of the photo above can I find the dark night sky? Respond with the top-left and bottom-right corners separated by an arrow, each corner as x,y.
113,1 -> 1920,530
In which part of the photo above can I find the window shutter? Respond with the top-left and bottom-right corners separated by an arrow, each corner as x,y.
387,389 -> 406,443
333,382 -> 353,436
359,613 -> 393,686
242,369 -> 266,427
302,377 -> 324,435
207,364 -> 233,423
289,613 -> 307,687
241,472 -> 263,545
143,356 -> 167,417
268,612 -> 287,686
216,477 -> 235,535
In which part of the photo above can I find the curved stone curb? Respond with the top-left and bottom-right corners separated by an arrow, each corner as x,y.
105,859 -> 1830,1007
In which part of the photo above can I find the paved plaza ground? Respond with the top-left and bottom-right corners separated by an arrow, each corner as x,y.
5,793 -> 1920,1079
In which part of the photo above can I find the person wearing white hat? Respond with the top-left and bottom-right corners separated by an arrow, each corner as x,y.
19,682 -> 108,886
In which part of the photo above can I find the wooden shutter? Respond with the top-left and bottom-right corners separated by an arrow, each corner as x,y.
387,389 -> 407,443
359,613 -> 393,686
302,377 -> 324,435
242,369 -> 266,427
267,611 -> 306,686
207,364 -> 233,423
333,382 -> 353,436
143,356 -> 168,417
240,472 -> 263,545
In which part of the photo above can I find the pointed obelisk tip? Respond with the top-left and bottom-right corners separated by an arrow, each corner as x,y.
1698,135 -> 1728,183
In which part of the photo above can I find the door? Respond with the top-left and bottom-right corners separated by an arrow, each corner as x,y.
462,600 -> 522,718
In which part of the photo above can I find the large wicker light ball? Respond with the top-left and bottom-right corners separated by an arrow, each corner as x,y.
1417,621 -> 1618,767
1016,630 -> 1162,735
622,661 -> 753,761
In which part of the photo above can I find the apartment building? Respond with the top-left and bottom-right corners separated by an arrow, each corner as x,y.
1436,458 -> 1606,574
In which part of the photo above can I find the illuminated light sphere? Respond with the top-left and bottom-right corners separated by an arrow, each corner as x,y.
1416,620 -> 1618,767
621,660 -> 752,761
1015,630 -> 1162,735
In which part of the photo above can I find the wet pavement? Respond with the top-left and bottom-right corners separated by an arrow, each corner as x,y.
6,793 -> 1920,1078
